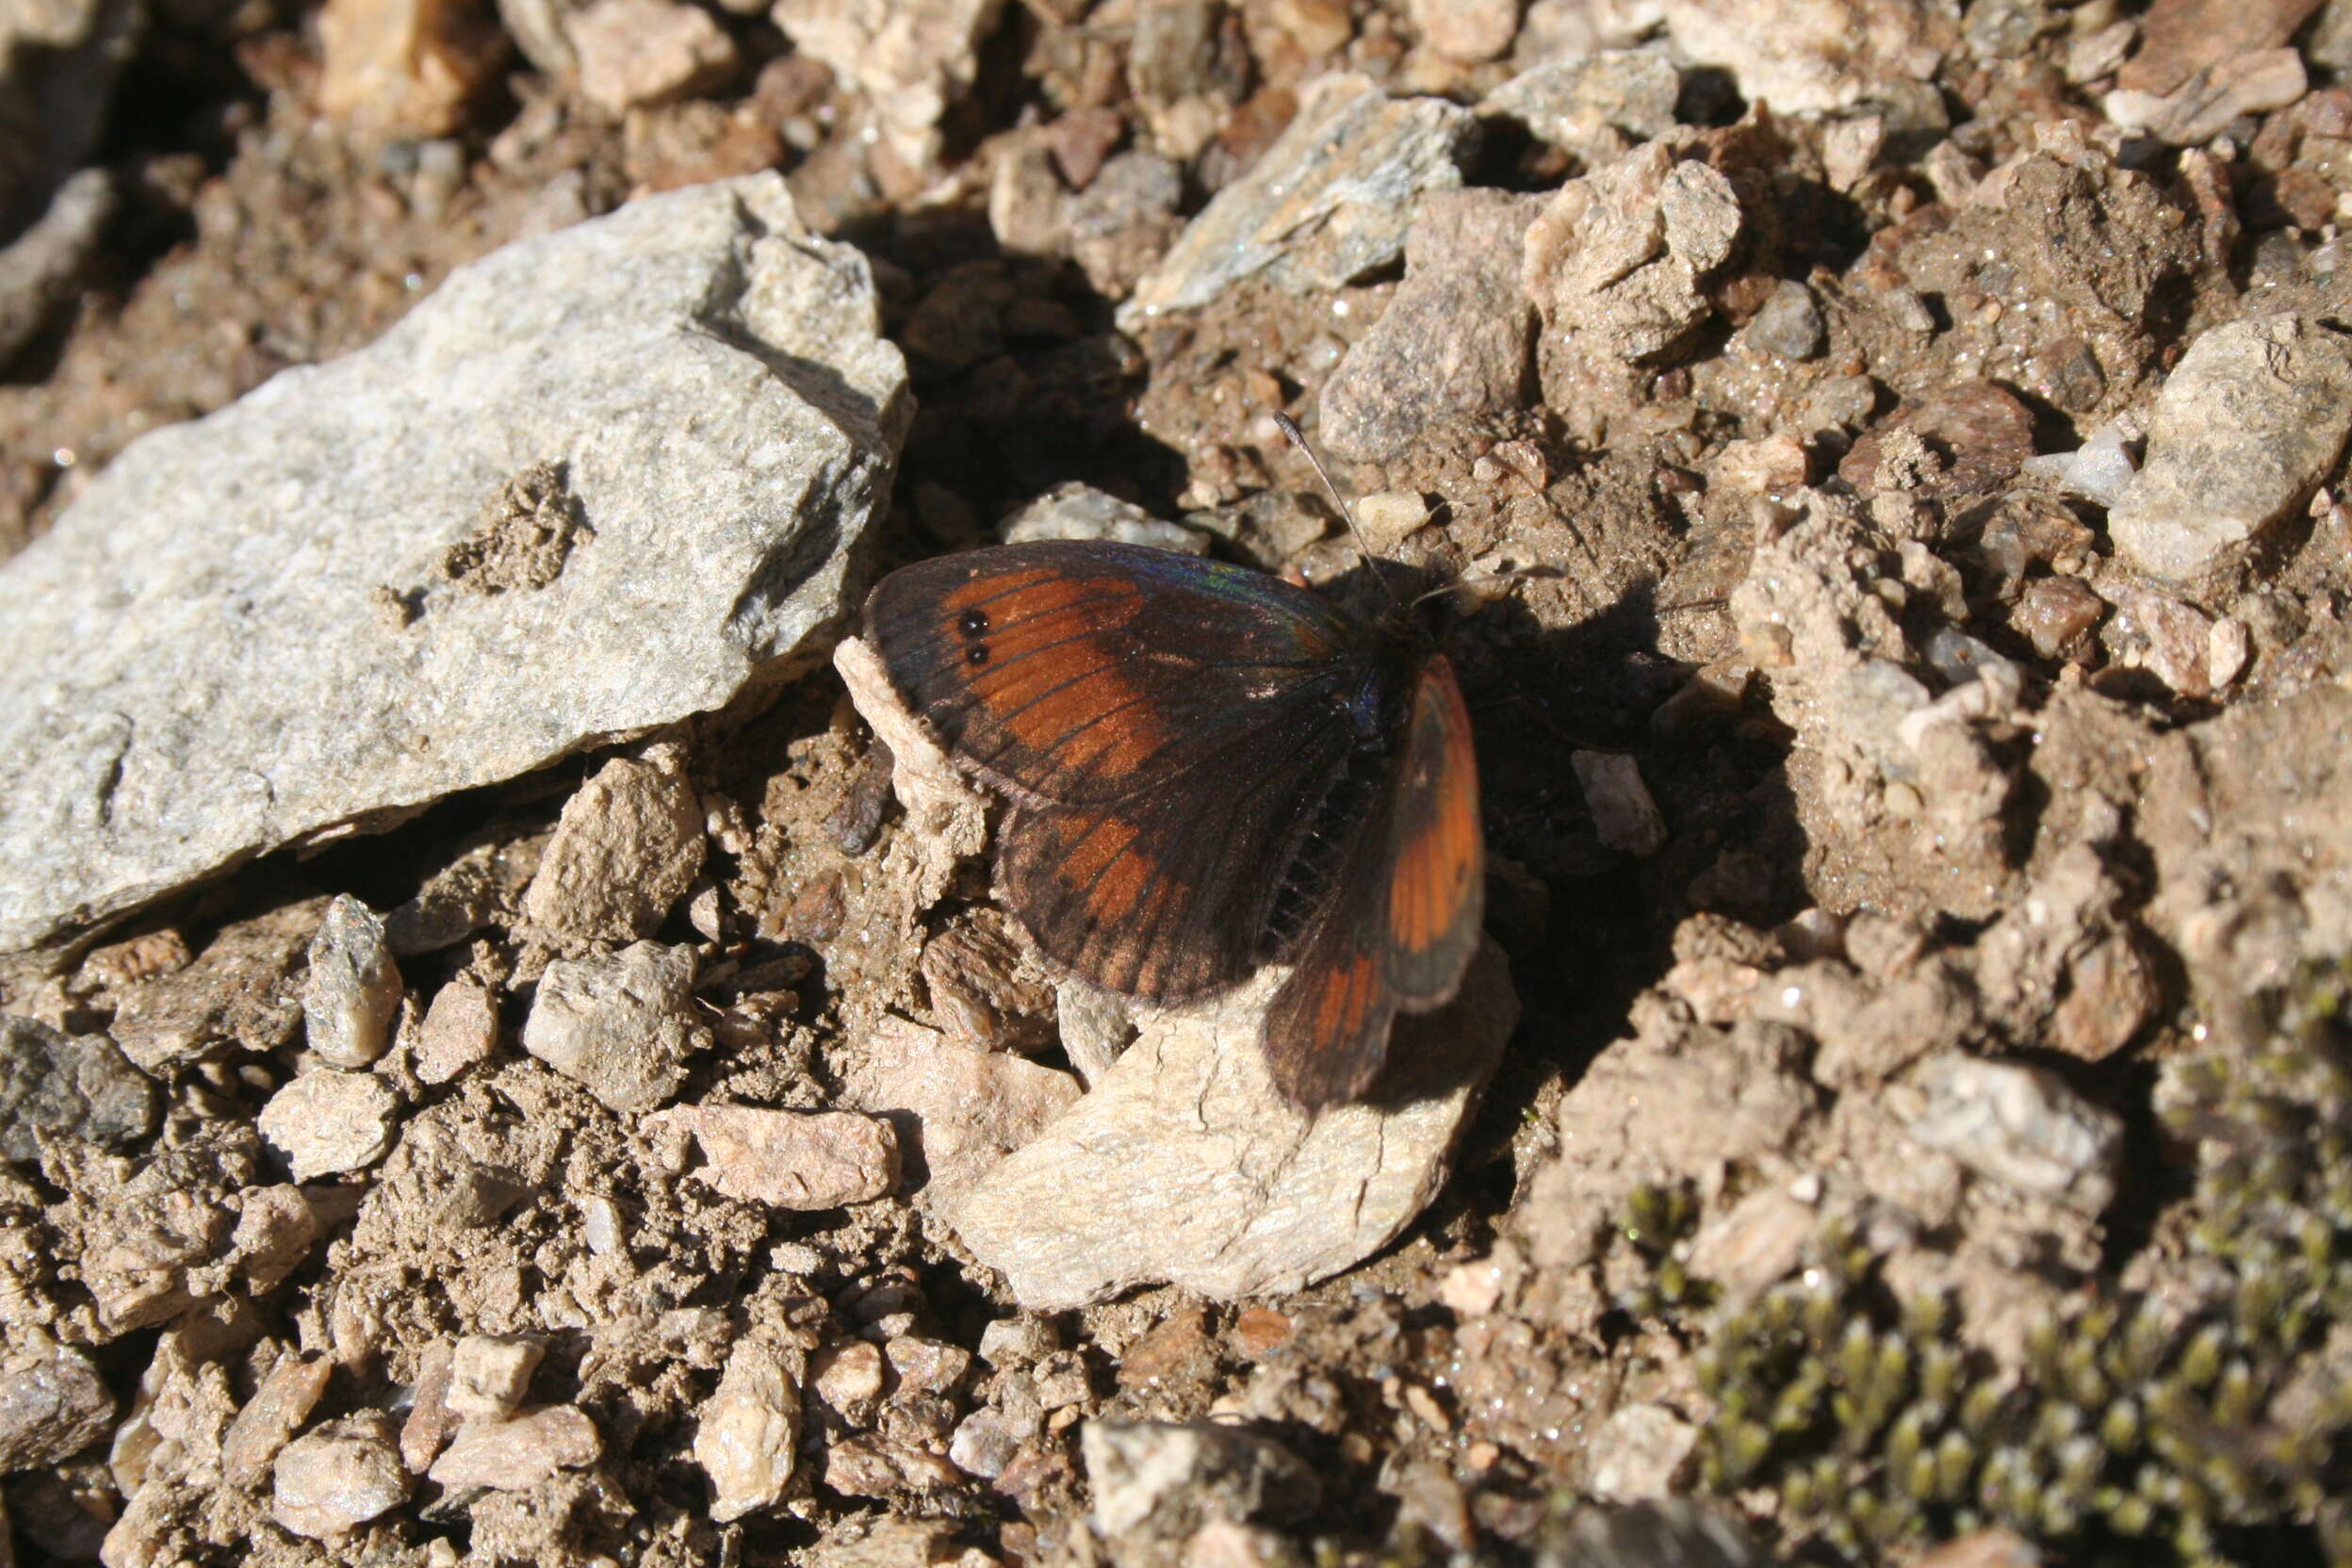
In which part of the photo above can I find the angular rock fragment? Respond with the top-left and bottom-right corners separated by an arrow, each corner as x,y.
1066,151 -> 1187,299
1410,0 -> 1518,59
2106,316 -> 2352,581
400,1342 -> 458,1473
427,1406 -> 602,1490
1000,482 -> 1208,554
2051,931 -> 2161,1062
258,1070 -> 401,1182
1120,74 -> 1478,324
0,1346 -> 114,1469
232,1184 -> 323,1293
1482,50 -> 1682,155
2106,47 -> 2309,145
951,945 -> 1516,1308
1906,1054 -> 2124,1213
1319,188 -> 1543,463
774,0 -> 1004,167
1741,278 -> 1824,361
695,1340 -> 800,1522
823,1434 -> 963,1496
222,1353 -> 334,1488
838,1015 -> 1083,1220
414,978 -> 499,1085
1524,142 -> 1742,365
1570,752 -> 1668,858
948,1409 -> 1019,1478
2117,0 -> 2323,97
1082,1420 -> 1318,1540
271,1413 -> 410,1538
648,1103 -> 899,1209
317,0 -> 506,139
1588,1404 -> 1699,1503
915,911 -> 1057,1053
447,1335 -> 544,1422
1660,0 -> 1955,115
809,1338 -> 887,1420
0,1015 -> 156,1164
522,940 -> 710,1112
1127,0 -> 1250,160
0,172 -> 906,953
569,0 -> 739,112
302,895 -> 403,1069
108,898 -> 326,1071
521,745 -> 707,942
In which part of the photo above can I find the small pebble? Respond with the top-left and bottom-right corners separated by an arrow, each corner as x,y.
645,1103 -> 899,1209
302,895 -> 402,1069
426,1406 -> 601,1490
414,979 -> 498,1086
696,1341 -> 799,1523
272,1414 -> 410,1538
446,1336 -> 544,1422
1743,279 -> 1824,361
0,1014 -> 158,1163
1571,752 -> 1669,858
222,1354 -> 334,1488
0,1347 -> 115,1469
257,1069 -> 400,1182
522,940 -> 709,1113
810,1339 -> 889,1419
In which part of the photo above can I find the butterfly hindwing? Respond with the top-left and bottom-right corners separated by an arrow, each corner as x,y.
1261,654 -> 1483,1107
991,713 -> 1361,1002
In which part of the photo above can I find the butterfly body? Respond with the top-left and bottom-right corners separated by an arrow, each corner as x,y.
864,540 -> 1483,1108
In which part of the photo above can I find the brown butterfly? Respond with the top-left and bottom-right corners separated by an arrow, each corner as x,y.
863,539 -> 1483,1108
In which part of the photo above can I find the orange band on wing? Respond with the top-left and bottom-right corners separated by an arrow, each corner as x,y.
1388,667 -> 1481,956
949,575 -> 1168,778
1311,950 -> 1379,1043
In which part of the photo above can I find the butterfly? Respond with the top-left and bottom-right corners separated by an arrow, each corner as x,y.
862,538 -> 1483,1109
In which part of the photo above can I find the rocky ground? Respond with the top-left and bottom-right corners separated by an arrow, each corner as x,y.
2,0 -> 2351,1565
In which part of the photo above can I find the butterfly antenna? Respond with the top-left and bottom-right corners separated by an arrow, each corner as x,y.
1414,564 -> 1564,608
1271,411 -> 1402,608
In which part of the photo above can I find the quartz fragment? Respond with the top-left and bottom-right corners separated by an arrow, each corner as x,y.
257,1070 -> 401,1182
271,1414 -> 410,1538
522,941 -> 709,1113
2106,316 -> 2352,581
695,1341 -> 800,1522
302,895 -> 403,1069
647,1103 -> 900,1209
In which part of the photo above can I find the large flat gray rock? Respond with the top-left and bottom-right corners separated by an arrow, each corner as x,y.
0,172 -> 907,952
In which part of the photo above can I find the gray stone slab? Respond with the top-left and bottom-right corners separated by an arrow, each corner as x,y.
1117,73 -> 1477,327
0,172 -> 907,951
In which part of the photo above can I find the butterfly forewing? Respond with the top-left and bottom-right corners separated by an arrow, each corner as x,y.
867,542 -> 1366,807
866,542 -> 1380,1005
1261,654 -> 1483,1107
